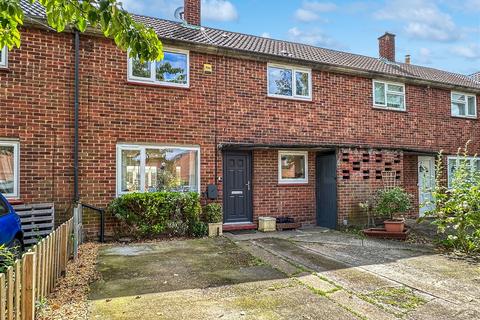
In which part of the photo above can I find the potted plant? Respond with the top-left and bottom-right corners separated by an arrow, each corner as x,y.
374,187 -> 412,233
204,203 -> 223,237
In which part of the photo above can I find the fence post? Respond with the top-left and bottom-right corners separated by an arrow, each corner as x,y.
14,261 -> 20,320
7,266 -> 14,320
1,273 -> 5,320
21,252 -> 36,320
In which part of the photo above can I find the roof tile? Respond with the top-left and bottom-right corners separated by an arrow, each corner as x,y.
19,0 -> 480,90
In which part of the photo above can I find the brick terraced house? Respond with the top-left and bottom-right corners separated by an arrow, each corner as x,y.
1,0 -> 479,237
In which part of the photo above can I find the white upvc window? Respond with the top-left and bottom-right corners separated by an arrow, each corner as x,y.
451,92 -> 477,118
278,151 -> 308,184
127,48 -> 189,88
373,80 -> 406,111
267,64 -> 312,100
116,144 -> 200,196
0,47 -> 7,68
447,156 -> 480,188
0,141 -> 20,198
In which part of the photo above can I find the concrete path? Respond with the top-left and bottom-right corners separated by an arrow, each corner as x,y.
88,228 -> 480,319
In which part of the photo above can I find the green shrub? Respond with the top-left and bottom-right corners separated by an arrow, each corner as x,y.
108,192 -> 202,238
191,221 -> 208,237
204,203 -> 223,223
374,187 -> 412,220
0,245 -> 15,274
424,145 -> 480,253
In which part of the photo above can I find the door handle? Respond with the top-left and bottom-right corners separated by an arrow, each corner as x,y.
246,181 -> 251,191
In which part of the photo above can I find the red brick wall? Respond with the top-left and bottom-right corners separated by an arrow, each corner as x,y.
2,27 -> 480,237
378,33 -> 396,61
337,148 -> 403,226
252,150 -> 316,226
0,28 -> 75,223
184,0 -> 201,25
403,155 -> 419,218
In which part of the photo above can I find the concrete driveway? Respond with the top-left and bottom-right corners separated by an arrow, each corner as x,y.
88,228 -> 480,319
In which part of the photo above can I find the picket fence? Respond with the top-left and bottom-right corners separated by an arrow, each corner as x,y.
0,217 -> 77,320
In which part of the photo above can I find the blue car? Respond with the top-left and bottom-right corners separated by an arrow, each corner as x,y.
0,194 -> 24,254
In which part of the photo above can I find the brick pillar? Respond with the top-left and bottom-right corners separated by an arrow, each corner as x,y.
184,0 -> 201,26
378,32 -> 396,62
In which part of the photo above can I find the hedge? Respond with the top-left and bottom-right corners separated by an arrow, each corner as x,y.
108,192 -> 207,238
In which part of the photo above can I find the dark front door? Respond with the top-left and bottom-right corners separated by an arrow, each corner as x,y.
223,151 -> 253,223
316,153 -> 337,229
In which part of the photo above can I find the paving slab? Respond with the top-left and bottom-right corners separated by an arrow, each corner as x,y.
89,228 -> 480,320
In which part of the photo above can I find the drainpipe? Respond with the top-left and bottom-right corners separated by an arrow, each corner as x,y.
74,30 -> 80,203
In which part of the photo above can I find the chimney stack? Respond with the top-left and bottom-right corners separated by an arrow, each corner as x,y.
378,32 -> 396,62
184,0 -> 201,26
405,54 -> 411,64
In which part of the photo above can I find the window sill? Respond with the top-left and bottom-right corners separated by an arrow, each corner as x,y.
451,115 -> 477,120
372,106 -> 407,113
267,94 -> 313,103
126,80 -> 190,90
7,198 -> 23,205
278,182 -> 309,186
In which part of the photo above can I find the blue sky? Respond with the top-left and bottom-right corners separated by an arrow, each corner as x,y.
122,0 -> 480,75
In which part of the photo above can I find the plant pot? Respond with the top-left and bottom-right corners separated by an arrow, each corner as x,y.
208,222 -> 223,237
383,219 -> 405,233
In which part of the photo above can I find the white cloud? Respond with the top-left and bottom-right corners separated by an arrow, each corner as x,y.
374,0 -> 460,42
294,1 -> 336,22
294,9 -> 320,22
120,0 -> 238,22
260,32 -> 271,38
451,44 -> 480,60
120,0 -> 147,13
417,47 -> 433,64
303,1 -> 337,12
202,0 -> 238,22
287,27 -> 336,47
463,0 -> 480,12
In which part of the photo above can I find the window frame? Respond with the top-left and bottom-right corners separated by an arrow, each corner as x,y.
267,63 -> 312,101
0,140 -> 20,198
127,47 -> 190,88
451,91 -> 477,119
0,46 -> 7,68
372,80 -> 406,111
447,156 -> 480,188
116,143 -> 200,196
278,150 -> 309,184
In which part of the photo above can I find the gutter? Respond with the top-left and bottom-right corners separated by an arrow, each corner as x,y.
74,30 -> 80,202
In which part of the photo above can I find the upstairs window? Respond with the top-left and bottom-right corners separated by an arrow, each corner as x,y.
268,64 -> 312,100
451,92 -> 477,118
128,48 -> 189,87
0,47 -> 7,68
373,80 -> 406,111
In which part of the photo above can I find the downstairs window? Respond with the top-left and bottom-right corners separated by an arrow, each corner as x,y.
278,151 -> 308,184
0,141 -> 19,198
116,144 -> 199,195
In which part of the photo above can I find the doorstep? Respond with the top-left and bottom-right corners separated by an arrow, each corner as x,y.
223,223 -> 257,231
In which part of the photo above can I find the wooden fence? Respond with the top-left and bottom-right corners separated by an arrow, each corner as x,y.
0,218 -> 75,320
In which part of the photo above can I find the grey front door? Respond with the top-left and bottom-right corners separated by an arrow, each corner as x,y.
316,153 -> 337,228
223,151 -> 253,223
